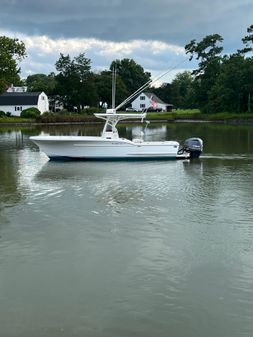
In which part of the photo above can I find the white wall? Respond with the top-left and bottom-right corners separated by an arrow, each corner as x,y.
0,92 -> 49,116
131,94 -> 145,111
131,93 -> 167,111
0,105 -> 39,116
38,92 -> 49,113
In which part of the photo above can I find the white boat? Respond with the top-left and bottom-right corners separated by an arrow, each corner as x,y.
30,68 -> 203,160
30,109 -> 203,160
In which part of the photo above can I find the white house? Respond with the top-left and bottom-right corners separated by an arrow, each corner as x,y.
0,91 -> 49,116
130,92 -> 173,112
6,84 -> 28,93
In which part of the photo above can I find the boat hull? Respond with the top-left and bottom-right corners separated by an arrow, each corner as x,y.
30,136 -> 189,160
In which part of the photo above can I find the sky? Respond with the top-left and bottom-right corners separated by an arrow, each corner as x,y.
1,0 -> 253,84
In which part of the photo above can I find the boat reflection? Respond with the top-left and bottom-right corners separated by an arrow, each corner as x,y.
34,161 -> 145,208
127,125 -> 167,141
182,159 -> 203,176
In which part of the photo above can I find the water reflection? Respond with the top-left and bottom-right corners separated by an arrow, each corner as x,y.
127,125 -> 167,141
183,159 -> 203,176
0,132 -> 23,213
34,161 -> 157,210
1,123 -> 253,337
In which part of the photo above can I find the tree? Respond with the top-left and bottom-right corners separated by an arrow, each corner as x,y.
110,58 -> 151,98
236,24 -> 253,111
242,57 -> 253,112
152,83 -> 172,105
238,24 -> 253,55
94,70 -> 128,108
55,53 -> 96,110
207,54 -> 245,112
185,34 -> 223,76
26,73 -> 56,95
170,71 -> 196,108
185,34 -> 224,112
0,36 -> 26,93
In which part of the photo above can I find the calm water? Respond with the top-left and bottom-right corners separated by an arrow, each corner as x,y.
1,122 -> 253,337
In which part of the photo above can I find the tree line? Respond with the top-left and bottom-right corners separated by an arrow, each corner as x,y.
1,24 -> 253,113
184,25 -> 253,113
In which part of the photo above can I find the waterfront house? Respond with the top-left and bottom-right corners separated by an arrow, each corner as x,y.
130,92 -> 173,112
0,91 -> 49,116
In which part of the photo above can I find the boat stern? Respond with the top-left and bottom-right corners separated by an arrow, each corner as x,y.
178,138 -> 203,159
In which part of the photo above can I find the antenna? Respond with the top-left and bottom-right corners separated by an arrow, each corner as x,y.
115,59 -> 186,111
111,67 -> 117,109
116,79 -> 152,111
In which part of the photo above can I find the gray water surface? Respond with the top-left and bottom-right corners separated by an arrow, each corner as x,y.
1,123 -> 253,337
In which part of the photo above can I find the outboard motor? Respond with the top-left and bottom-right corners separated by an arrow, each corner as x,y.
179,137 -> 203,159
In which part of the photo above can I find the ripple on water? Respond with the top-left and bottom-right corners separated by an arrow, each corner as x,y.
2,128 -> 253,337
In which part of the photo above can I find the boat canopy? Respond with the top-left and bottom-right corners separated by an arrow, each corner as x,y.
94,111 -> 147,139
94,112 -> 147,122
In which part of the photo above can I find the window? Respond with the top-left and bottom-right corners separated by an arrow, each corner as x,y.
140,96 -> 145,100
15,106 -> 22,111
140,104 -> 145,109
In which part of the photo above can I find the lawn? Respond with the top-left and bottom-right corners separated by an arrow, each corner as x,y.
1,109 -> 253,124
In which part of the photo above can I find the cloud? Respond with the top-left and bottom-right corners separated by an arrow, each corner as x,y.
0,0 -> 252,48
0,29 -> 190,82
1,0 -> 252,81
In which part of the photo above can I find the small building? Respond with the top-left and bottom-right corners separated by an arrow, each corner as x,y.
131,92 -> 173,112
0,92 -> 49,116
6,84 -> 28,93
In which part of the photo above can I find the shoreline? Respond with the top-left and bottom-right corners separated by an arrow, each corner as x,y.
1,118 -> 253,126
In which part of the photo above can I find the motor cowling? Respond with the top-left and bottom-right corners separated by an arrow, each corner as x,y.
180,137 -> 203,159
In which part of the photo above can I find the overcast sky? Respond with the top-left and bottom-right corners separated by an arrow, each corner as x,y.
1,0 -> 252,82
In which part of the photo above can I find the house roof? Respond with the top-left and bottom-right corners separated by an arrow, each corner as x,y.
139,92 -> 172,106
143,92 -> 167,105
0,92 -> 42,106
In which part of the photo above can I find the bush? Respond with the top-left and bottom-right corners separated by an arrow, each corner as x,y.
20,107 -> 41,119
36,111 -> 98,123
0,110 -> 6,117
79,107 -> 103,115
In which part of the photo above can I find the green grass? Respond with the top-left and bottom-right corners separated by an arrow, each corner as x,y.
1,109 -> 253,124
206,112 -> 253,121
172,109 -> 201,114
147,110 -> 253,122
0,116 -> 34,123
146,109 -> 202,121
